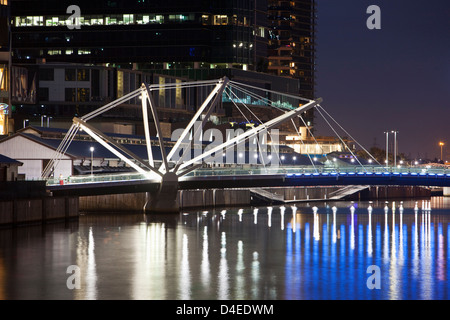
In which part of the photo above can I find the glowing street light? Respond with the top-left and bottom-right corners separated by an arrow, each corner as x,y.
439,142 -> 445,161
90,146 -> 95,176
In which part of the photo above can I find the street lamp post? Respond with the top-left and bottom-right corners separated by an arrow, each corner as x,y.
391,131 -> 399,167
439,142 -> 445,161
384,131 -> 389,167
90,147 -> 94,176
41,115 -> 47,127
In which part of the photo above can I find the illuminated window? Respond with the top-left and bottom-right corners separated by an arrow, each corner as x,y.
47,50 -> 62,56
175,79 -> 183,108
15,13 -> 169,27
153,15 -> 164,23
158,76 -> 165,107
65,69 -> 76,81
34,16 -> 43,26
77,88 -> 90,102
201,15 -> 209,25
105,16 -> 116,25
77,69 -> 90,81
79,16 -> 87,25
117,71 -> 124,98
0,112 -> 5,135
78,49 -> 91,55
232,15 -> 238,25
123,14 -> 134,25
90,16 -> 104,25
257,27 -> 265,38
0,67 -> 5,90
213,15 -> 228,25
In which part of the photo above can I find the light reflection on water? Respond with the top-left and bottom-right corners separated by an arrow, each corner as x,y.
0,198 -> 449,300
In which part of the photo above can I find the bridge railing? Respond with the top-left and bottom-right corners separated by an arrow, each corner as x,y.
46,172 -> 149,186
46,165 -> 449,186
185,166 -> 450,177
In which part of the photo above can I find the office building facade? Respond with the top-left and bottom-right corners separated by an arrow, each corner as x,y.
11,0 -> 267,71
8,0 -> 320,152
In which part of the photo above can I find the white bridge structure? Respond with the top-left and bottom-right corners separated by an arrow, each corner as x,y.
42,76 -> 382,211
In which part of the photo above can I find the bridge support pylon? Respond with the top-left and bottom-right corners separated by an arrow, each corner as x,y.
144,172 -> 179,213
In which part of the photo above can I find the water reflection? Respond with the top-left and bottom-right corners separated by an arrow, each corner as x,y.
180,233 -> 191,299
0,199 -> 449,300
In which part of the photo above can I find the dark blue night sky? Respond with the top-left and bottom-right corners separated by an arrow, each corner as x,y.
315,0 -> 450,160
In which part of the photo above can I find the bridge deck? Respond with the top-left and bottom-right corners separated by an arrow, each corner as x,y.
46,170 -> 450,197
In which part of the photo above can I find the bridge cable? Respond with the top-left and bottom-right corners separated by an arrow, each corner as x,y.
235,84 -> 375,171
173,83 -> 224,171
225,86 -> 286,169
229,83 -> 325,168
228,83 -> 298,164
53,125 -> 80,177
224,89 -> 268,171
296,114 -> 331,162
229,80 -> 312,104
315,106 -> 367,172
316,105 -> 384,169
42,124 -> 77,178
42,123 -> 79,179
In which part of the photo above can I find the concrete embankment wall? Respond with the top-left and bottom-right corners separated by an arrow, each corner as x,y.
356,186 -> 430,200
78,185 -> 433,212
0,197 -> 79,227
79,189 -> 252,212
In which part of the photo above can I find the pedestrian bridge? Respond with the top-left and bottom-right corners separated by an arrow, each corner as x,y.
46,166 -> 450,198
41,77 -> 449,211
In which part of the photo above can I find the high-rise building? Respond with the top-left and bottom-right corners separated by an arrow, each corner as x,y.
8,0 -> 320,152
11,0 -> 268,71
267,0 -> 316,100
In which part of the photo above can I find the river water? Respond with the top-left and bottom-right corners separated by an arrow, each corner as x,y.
0,197 -> 449,300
